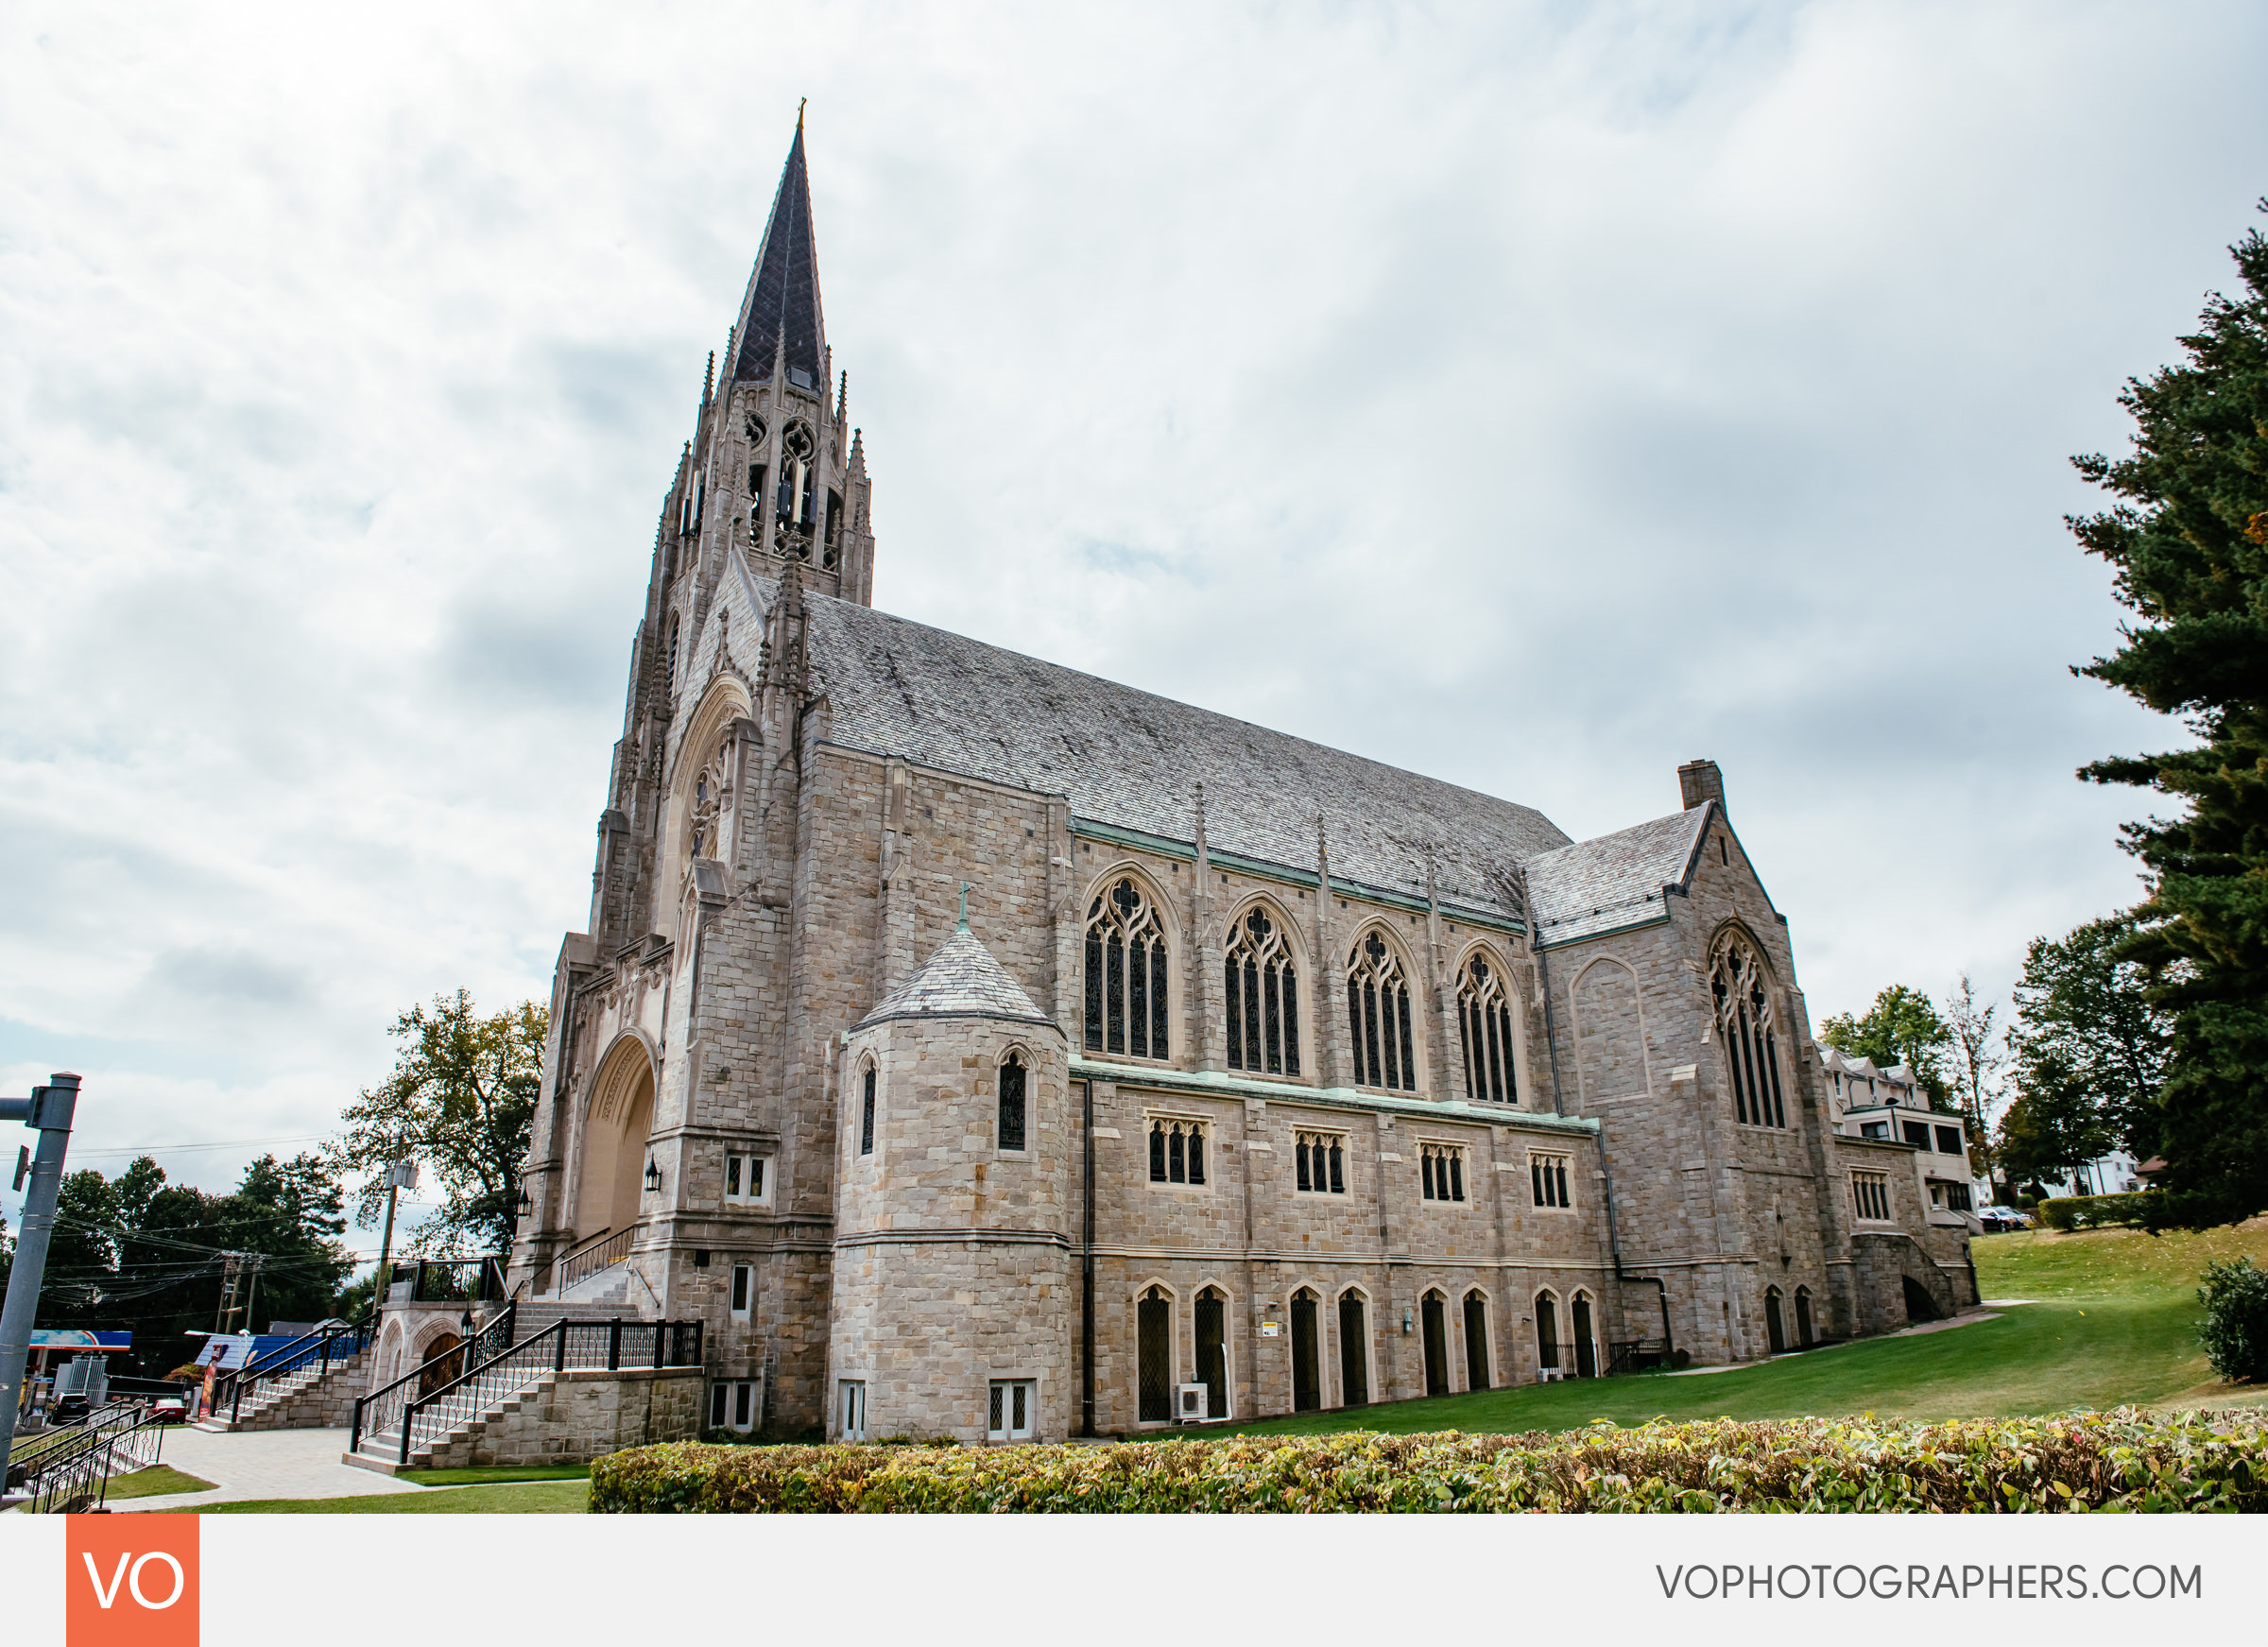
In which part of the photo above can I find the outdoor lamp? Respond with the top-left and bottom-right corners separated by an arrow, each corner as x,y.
1401,1309 -> 1413,1334
515,1187 -> 532,1216
644,1157 -> 663,1192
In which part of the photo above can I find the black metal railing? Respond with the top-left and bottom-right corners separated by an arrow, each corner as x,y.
216,1312 -> 377,1424
1606,1338 -> 1671,1376
6,1398 -> 140,1482
392,1255 -> 508,1303
20,1412 -> 168,1513
554,1227 -> 632,1295
350,1314 -> 701,1467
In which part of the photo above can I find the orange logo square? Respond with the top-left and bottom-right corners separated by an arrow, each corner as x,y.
66,1515 -> 198,1647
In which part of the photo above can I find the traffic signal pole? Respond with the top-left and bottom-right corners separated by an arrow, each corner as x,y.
0,1073 -> 82,1483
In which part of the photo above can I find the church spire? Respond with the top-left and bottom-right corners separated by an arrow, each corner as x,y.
730,121 -> 827,389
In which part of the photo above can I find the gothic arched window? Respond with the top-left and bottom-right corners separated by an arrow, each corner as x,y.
1225,906 -> 1299,1076
665,613 -> 680,702
1458,955 -> 1520,1105
1085,878 -> 1169,1059
686,742 -> 729,863
997,1052 -> 1027,1154
1711,933 -> 1788,1128
773,419 -> 817,556
1347,932 -> 1416,1091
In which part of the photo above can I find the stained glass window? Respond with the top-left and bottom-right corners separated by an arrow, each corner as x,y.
1085,878 -> 1170,1059
1347,932 -> 1417,1091
1710,935 -> 1788,1128
1225,906 -> 1299,1076
1146,1117 -> 1205,1185
1457,955 -> 1520,1105
997,1053 -> 1026,1153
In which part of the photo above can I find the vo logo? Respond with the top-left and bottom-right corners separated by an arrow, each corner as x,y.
66,1517 -> 198,1646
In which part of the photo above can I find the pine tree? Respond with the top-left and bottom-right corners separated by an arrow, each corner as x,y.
2070,205 -> 2268,1228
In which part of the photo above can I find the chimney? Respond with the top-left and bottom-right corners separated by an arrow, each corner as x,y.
1677,759 -> 1725,814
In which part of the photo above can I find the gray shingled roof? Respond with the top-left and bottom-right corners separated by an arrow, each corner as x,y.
801,593 -> 1572,920
856,925 -> 1057,1029
1524,808 -> 1710,948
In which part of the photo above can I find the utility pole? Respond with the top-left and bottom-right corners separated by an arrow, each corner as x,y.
0,1073 -> 82,1484
215,1254 -> 241,1334
372,1157 -> 415,1309
243,1252 -> 265,1338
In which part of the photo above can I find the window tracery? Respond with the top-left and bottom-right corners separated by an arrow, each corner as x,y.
1146,1116 -> 1206,1185
1347,932 -> 1416,1091
772,418 -> 817,558
1225,905 -> 1299,1076
1085,878 -> 1169,1059
685,741 -> 730,862
1710,933 -> 1788,1128
1457,955 -> 1520,1105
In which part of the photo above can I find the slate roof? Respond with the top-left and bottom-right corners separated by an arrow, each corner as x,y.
800,593 -> 1573,922
1523,807 -> 1710,948
730,125 -> 827,387
857,925 -> 1057,1029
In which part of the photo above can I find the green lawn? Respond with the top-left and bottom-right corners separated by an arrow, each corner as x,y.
1219,1222 -> 2268,1439
102,1464 -> 217,1501
398,1464 -> 590,1486
176,1480 -> 589,1515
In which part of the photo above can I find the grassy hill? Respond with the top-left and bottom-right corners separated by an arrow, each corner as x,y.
1218,1221 -> 2268,1439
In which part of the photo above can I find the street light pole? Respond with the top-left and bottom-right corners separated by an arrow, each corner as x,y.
0,1073 -> 82,1484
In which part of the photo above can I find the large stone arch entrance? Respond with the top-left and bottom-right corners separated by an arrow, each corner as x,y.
573,1035 -> 657,1242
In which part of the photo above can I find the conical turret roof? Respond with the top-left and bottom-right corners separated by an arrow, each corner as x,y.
856,924 -> 1056,1030
730,123 -> 827,387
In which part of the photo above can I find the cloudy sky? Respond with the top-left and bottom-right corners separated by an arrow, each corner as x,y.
4,2 -> 2261,1253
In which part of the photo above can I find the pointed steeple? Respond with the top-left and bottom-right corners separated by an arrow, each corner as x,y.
730,123 -> 827,388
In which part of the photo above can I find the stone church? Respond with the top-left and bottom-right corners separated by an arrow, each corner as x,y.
502,122 -> 1980,1445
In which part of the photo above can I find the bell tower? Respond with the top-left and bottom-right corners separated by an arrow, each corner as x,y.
655,114 -> 877,610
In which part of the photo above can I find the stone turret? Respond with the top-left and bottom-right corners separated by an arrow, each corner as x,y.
829,917 -> 1072,1442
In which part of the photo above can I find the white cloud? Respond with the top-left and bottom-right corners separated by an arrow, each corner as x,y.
3,0 -> 2259,1227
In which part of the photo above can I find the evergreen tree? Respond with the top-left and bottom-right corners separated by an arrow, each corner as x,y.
2070,205 -> 2268,1228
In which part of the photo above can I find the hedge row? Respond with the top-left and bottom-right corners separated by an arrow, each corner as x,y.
589,1410 -> 2268,1514
2036,1192 -> 2156,1230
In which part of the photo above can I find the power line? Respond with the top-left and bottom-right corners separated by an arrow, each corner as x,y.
64,1134 -> 330,1158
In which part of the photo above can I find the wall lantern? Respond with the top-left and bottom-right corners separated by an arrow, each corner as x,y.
644,1157 -> 663,1193
1401,1309 -> 1414,1335
515,1188 -> 532,1217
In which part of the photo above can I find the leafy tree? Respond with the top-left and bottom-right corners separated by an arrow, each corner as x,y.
1942,971 -> 2008,1182
1997,1049 -> 2118,1194
1819,984 -> 1954,1106
325,990 -> 546,1258
2008,914 -> 2174,1163
25,1153 -> 354,1379
2070,206 -> 2268,1228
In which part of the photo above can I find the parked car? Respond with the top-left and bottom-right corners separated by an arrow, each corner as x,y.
146,1391 -> 190,1424
1979,1207 -> 2034,1232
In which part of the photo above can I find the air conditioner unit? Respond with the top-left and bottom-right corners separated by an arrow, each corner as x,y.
1537,1367 -> 1566,1383
1175,1382 -> 1210,1423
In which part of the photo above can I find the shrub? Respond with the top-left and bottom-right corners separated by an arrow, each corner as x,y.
590,1411 -> 2268,1514
2198,1258 -> 2268,1382
2036,1192 -> 2156,1231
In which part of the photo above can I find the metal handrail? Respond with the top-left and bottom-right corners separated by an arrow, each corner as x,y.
555,1227 -> 633,1295
22,1413 -> 167,1513
347,1300 -> 515,1456
351,1313 -> 702,1466
219,1312 -> 377,1423
397,1255 -> 509,1303
8,1398 -> 140,1478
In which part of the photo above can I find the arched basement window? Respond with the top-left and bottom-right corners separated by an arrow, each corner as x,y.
1710,934 -> 1788,1128
1225,906 -> 1299,1076
997,1053 -> 1026,1153
1085,878 -> 1169,1058
1457,955 -> 1520,1104
1347,932 -> 1416,1091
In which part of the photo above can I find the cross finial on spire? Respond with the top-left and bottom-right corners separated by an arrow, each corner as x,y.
958,882 -> 971,931
798,97 -> 806,129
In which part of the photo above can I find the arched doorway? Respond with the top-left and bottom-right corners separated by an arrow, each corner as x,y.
1901,1275 -> 1943,1323
1420,1292 -> 1450,1396
1764,1287 -> 1787,1354
1137,1286 -> 1172,1422
1536,1291 -> 1560,1378
1572,1295 -> 1597,1378
574,1037 -> 657,1243
1796,1287 -> 1815,1347
417,1332 -> 463,1398
1463,1291 -> 1490,1391
1290,1289 -> 1322,1411
1194,1288 -> 1228,1421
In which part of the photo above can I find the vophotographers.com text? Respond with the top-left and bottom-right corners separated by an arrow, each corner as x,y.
1658,1564 -> 2201,1602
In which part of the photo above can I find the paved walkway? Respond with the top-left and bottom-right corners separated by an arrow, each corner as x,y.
110,1426 -> 432,1512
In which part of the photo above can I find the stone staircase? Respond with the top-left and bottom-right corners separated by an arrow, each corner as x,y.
345,1302 -> 667,1474
197,1345 -> 371,1433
